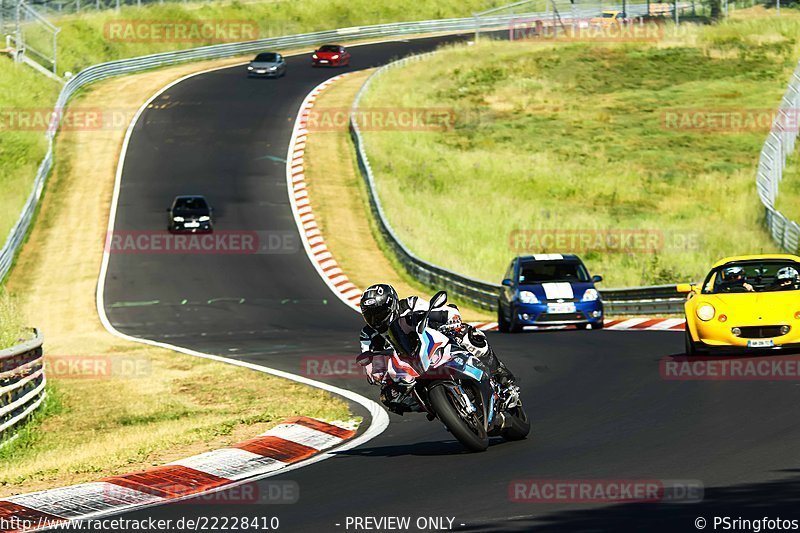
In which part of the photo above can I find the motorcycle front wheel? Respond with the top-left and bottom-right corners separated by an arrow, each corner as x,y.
429,383 -> 489,452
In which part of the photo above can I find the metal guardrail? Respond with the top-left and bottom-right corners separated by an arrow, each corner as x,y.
0,329 -> 45,439
758,60 -> 800,255
350,51 -> 687,316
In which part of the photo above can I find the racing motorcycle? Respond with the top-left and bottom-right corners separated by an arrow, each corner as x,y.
381,291 -> 530,452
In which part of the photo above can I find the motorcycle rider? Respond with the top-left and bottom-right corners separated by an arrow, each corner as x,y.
356,283 -> 515,412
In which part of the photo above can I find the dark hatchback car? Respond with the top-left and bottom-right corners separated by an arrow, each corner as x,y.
247,52 -> 287,78
167,195 -> 213,233
498,254 -> 604,332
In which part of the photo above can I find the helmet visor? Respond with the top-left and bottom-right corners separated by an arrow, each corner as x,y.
362,305 -> 393,330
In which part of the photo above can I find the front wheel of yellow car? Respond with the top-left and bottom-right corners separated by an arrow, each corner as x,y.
685,328 -> 699,356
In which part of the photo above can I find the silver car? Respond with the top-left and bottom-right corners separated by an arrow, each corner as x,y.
247,52 -> 287,78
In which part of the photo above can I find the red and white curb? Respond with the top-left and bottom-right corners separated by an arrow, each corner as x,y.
286,73 -> 364,312
470,318 -> 686,332
0,417 -> 355,530
604,318 -> 685,331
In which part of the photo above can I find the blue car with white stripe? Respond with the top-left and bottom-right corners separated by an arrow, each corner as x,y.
497,254 -> 604,332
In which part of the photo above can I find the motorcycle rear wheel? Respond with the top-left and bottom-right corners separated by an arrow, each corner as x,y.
429,383 -> 489,452
501,404 -> 531,441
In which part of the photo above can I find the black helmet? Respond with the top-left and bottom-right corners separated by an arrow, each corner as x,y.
360,284 -> 399,332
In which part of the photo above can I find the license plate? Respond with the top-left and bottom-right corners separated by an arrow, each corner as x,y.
256,69 -> 266,73
319,60 -> 329,63
547,303 -> 576,314
748,339 -> 775,348
184,222 -> 200,228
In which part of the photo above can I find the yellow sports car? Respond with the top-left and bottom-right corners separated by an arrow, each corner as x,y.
679,254 -> 800,354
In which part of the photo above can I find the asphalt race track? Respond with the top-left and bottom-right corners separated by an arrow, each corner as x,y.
100,34 -> 800,532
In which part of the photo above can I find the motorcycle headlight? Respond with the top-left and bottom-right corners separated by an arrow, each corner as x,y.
199,216 -> 210,222
582,288 -> 599,302
519,291 -> 539,304
172,216 -> 184,222
697,304 -> 715,321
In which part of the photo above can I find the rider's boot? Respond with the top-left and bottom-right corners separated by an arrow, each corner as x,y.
481,349 -> 515,386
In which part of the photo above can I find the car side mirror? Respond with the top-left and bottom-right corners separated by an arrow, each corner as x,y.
502,278 -> 512,287
592,275 -> 603,283
676,283 -> 695,294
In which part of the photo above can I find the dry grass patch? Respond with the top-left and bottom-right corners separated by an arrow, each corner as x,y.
0,292 -> 29,350
303,72 -> 493,321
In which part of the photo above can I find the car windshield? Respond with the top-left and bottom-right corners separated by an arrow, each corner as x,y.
173,197 -> 208,212
702,260 -> 800,294
603,12 -> 616,17
254,53 -> 278,62
318,45 -> 339,52
518,261 -> 590,284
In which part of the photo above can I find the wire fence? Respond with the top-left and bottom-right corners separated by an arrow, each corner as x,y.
6,0 -> 60,73
758,60 -> 800,255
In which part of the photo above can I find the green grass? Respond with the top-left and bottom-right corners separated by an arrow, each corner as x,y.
0,291 -> 28,350
0,59 -> 60,250
361,13 -> 800,287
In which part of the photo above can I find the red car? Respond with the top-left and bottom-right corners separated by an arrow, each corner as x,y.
311,44 -> 351,67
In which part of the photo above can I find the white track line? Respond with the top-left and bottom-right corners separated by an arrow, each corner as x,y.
90,63 -> 389,521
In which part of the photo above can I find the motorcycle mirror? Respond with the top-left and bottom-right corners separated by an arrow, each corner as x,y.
430,291 -> 447,309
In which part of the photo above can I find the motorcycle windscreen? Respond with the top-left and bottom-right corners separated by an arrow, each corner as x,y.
386,321 -> 420,358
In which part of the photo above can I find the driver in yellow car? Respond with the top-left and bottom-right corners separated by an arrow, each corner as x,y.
717,266 -> 754,293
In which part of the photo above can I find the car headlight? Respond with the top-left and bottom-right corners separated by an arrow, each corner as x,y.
519,291 -> 539,304
312,54 -> 318,59
199,216 -> 210,222
582,288 -> 599,302
269,66 -> 277,71
696,304 -> 715,321
172,216 -> 184,222
247,65 -> 254,70
332,54 -> 339,59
